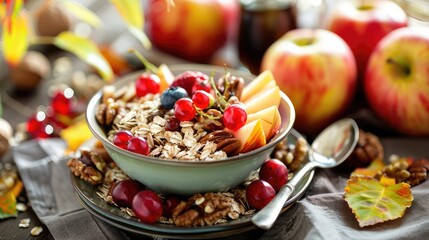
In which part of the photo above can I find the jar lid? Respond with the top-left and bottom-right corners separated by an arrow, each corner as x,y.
240,0 -> 293,11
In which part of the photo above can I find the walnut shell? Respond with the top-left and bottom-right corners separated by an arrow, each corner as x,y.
10,51 -> 51,91
343,129 -> 384,170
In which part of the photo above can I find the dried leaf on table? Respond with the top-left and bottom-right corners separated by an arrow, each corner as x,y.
53,32 -> 114,82
0,192 -> 17,219
351,158 -> 385,178
344,175 -> 413,227
110,0 -> 151,49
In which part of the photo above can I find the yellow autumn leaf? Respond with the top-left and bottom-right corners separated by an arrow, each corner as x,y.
110,0 -> 151,49
2,10 -> 29,67
53,32 -> 114,82
60,0 -> 102,28
344,176 -> 413,227
351,158 -> 385,178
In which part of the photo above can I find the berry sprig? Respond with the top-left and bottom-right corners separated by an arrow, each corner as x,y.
129,49 -> 161,97
174,69 -> 247,131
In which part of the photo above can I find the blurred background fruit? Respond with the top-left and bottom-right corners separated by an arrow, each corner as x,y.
327,0 -> 407,77
261,28 -> 357,136
364,27 -> 429,136
146,0 -> 239,63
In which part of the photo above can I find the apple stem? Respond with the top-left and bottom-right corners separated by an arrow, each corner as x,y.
386,58 -> 411,76
358,0 -> 373,10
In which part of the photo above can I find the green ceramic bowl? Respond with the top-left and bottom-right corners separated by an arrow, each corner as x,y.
86,64 -> 295,195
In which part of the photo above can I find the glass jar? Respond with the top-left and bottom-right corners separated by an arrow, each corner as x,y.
238,0 -> 325,74
238,0 -> 297,74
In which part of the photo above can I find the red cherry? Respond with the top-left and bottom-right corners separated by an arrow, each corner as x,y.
132,190 -> 163,224
111,179 -> 145,208
113,130 -> 133,149
174,98 -> 196,121
162,196 -> 180,218
50,89 -> 75,116
127,137 -> 150,155
192,90 -> 214,109
246,180 -> 276,210
223,104 -> 247,131
136,73 -> 161,97
165,117 -> 181,131
259,159 -> 289,192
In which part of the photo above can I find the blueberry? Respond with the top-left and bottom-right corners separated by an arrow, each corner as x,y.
161,86 -> 189,109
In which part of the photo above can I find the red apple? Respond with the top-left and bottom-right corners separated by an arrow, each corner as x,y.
327,0 -> 407,76
364,27 -> 429,136
261,29 -> 357,135
146,0 -> 239,62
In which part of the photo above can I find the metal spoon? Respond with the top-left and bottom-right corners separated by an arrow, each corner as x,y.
251,118 -> 359,230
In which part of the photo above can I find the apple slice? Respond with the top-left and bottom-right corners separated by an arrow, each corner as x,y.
241,70 -> 277,102
246,105 -> 281,140
243,86 -> 281,114
244,80 -> 278,103
157,64 -> 174,92
231,119 -> 266,154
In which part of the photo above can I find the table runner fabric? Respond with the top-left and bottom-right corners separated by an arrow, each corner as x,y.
12,138 -> 429,240
12,139 -> 127,240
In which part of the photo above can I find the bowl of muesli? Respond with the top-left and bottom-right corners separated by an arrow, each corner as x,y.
86,64 -> 295,195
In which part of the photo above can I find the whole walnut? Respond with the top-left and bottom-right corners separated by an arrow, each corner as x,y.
343,129 -> 384,170
35,1 -> 72,37
0,118 -> 13,158
10,51 -> 51,91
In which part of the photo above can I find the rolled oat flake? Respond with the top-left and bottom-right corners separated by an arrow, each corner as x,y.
30,226 -> 43,236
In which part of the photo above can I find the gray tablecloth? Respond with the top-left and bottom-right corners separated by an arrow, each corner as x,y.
12,138 -> 429,240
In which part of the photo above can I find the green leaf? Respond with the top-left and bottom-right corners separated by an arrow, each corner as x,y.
0,192 -> 17,219
1,9 -> 29,67
60,0 -> 102,28
344,176 -> 413,227
53,32 -> 114,82
110,0 -> 151,49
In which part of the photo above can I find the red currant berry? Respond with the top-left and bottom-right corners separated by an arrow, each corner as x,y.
111,179 -> 145,208
162,196 -> 180,218
136,73 -> 160,97
132,190 -> 163,224
171,71 -> 209,96
191,79 -> 212,94
259,159 -> 288,192
246,180 -> 276,210
192,90 -> 214,109
113,130 -> 133,149
50,89 -> 76,116
127,137 -> 150,155
165,117 -> 181,131
26,111 -> 58,139
223,104 -> 247,131
174,98 -> 196,122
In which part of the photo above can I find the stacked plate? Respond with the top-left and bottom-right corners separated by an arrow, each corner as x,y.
71,130 -> 314,239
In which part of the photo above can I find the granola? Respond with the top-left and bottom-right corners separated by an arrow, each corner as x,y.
101,93 -> 232,161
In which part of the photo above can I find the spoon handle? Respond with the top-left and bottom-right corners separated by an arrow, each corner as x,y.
251,162 -> 316,230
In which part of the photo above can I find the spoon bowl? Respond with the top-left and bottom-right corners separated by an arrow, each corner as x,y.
251,118 -> 359,230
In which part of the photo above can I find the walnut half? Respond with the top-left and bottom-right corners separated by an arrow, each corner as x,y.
199,130 -> 241,156
172,193 -> 233,227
